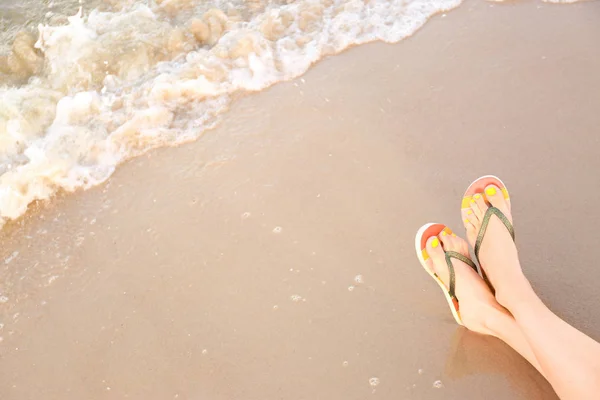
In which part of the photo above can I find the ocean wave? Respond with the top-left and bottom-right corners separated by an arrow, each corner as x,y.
0,0 -> 464,226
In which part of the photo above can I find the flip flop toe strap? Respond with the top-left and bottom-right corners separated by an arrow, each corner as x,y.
474,207 -> 515,263
444,251 -> 478,299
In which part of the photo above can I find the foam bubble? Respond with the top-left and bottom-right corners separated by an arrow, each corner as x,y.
4,251 -> 19,264
290,294 -> 302,302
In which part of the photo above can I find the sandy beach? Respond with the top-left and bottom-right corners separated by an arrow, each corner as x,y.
1,0 -> 600,398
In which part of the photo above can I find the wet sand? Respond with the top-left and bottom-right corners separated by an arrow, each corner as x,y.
1,0 -> 600,398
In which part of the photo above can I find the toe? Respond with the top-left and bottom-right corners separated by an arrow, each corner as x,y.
472,193 -> 488,219
462,211 -> 478,246
426,235 -> 444,260
439,230 -> 453,250
439,228 -> 452,242
426,235 -> 448,284
462,207 -> 479,225
485,185 -> 512,222
469,198 -> 483,220
440,230 -> 468,258
439,228 -> 450,239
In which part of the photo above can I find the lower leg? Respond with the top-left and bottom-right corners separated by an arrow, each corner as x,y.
502,279 -> 600,400
484,306 -> 546,380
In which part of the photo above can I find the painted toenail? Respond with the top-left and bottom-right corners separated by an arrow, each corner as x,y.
464,219 -> 470,224
467,210 -> 473,214
486,187 -> 497,196
431,238 -> 439,248
441,231 -> 447,236
452,233 -> 456,237
474,194 -> 481,200
470,199 -> 475,204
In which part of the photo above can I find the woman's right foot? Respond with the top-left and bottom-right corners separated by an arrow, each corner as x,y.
461,184 -> 530,309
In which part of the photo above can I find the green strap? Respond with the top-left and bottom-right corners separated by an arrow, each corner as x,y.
474,207 -> 515,265
445,251 -> 478,299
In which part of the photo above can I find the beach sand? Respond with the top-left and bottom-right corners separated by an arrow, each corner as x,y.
1,0 -> 600,398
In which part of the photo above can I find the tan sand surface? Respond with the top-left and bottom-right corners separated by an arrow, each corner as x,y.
1,0 -> 600,398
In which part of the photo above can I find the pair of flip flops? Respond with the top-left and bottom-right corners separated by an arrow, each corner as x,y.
414,175 -> 515,326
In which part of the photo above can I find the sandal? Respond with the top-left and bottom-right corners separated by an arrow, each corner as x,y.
462,175 -> 515,288
415,223 -> 479,325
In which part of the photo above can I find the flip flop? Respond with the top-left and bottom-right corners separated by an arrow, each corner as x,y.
461,175 -> 515,274
415,223 -> 479,326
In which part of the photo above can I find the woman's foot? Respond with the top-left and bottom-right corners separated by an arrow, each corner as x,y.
461,184 -> 531,309
424,231 -> 507,335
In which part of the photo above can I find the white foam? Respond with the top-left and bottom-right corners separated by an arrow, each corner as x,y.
1,0 -> 465,226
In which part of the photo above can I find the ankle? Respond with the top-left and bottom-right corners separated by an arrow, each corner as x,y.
483,305 -> 515,339
496,272 -> 536,312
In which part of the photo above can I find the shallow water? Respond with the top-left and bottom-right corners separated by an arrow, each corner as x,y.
0,0 -> 465,229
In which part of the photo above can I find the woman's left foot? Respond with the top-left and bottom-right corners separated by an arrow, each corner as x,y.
424,231 -> 508,335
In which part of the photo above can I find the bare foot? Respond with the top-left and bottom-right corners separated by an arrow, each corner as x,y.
424,231 -> 506,334
462,184 -> 530,309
